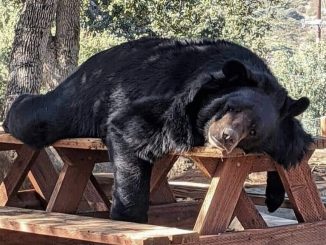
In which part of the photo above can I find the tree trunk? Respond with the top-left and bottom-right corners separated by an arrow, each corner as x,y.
2,0 -> 58,117
43,0 -> 81,90
2,0 -> 81,117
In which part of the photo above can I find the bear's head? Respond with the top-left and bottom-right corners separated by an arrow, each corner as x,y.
201,62 -> 312,168
169,59 -> 313,169
200,88 -> 312,169
203,88 -> 278,154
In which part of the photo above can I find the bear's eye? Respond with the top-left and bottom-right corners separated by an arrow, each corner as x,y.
249,129 -> 256,136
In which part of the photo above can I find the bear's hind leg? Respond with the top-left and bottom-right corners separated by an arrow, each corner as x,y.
107,134 -> 152,223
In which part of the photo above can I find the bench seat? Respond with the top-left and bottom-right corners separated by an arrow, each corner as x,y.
0,207 -> 198,245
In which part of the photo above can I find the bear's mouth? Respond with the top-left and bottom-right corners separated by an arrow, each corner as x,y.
208,132 -> 239,154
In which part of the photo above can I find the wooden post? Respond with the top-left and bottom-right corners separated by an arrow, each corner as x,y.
193,157 -> 253,235
0,146 -> 40,206
150,155 -> 178,205
317,0 -> 322,42
28,150 -> 59,202
321,116 -> 326,136
275,150 -> 326,222
46,149 -> 109,213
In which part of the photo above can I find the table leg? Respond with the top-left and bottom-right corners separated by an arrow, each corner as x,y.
28,149 -> 58,202
193,157 -> 253,235
275,150 -> 326,222
46,149 -> 107,213
150,155 -> 178,194
150,178 -> 176,205
234,189 -> 267,229
0,146 -> 40,206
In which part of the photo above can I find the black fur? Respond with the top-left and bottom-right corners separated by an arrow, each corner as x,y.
3,38 -> 312,222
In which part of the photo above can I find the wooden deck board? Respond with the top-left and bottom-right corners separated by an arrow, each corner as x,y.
0,207 -> 199,245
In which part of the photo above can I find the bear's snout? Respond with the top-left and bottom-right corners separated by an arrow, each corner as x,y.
208,127 -> 240,153
207,111 -> 253,153
221,128 -> 239,151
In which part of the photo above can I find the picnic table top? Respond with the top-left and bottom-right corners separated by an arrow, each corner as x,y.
0,129 -> 325,158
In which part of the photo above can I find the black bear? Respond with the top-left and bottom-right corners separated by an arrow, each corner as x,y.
3,38 -> 312,222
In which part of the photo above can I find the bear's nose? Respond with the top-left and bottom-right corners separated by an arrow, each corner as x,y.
222,129 -> 235,144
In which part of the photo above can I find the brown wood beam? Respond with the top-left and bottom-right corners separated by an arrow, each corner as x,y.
234,189 -> 267,229
194,220 -> 326,245
150,155 -> 178,194
150,178 -> 176,205
46,149 -> 97,213
28,149 -> 58,202
276,150 -> 326,222
0,146 -> 40,206
194,157 -> 253,235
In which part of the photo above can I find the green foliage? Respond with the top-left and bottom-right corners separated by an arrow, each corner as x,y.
79,30 -> 126,64
80,0 -> 277,50
270,42 -> 326,134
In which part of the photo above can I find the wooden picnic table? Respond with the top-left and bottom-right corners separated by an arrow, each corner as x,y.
0,130 -> 326,244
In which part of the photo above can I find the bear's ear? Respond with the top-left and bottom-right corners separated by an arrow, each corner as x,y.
222,60 -> 248,81
281,97 -> 310,118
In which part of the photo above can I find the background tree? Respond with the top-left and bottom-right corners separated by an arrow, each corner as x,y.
43,0 -> 81,90
2,0 -> 57,116
2,0 -> 81,116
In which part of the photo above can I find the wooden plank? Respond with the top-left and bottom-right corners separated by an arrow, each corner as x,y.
0,143 -> 21,151
0,229 -> 104,245
276,151 -> 326,222
0,132 -> 322,155
192,155 -> 275,176
54,138 -> 107,150
0,206 -> 199,245
94,173 -> 114,198
53,148 -> 109,166
0,133 -> 108,151
167,181 -> 326,209
79,201 -> 202,230
7,189 -> 44,209
150,155 -> 178,194
250,156 -> 275,172
88,174 -> 275,209
321,116 -> 326,137
91,174 -> 303,210
190,157 -> 219,177
313,136 -> 326,149
150,178 -> 176,205
234,189 -> 267,229
193,157 -> 253,235
150,155 -> 177,205
149,201 -> 201,229
82,174 -> 111,211
194,220 -> 326,245
169,181 -> 209,200
180,147 -> 262,159
0,146 -> 40,206
46,150 -> 96,213
28,149 -> 58,202
0,133 -> 22,145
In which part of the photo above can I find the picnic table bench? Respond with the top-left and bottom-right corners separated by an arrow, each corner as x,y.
0,129 -> 326,244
